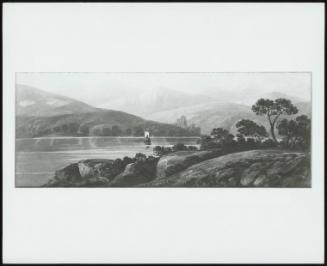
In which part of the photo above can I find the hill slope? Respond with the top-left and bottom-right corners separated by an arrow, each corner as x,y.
16,110 -> 201,138
44,149 -> 311,188
99,87 -> 214,116
16,84 -> 97,116
142,150 -> 310,187
16,85 -> 201,138
146,100 -> 311,134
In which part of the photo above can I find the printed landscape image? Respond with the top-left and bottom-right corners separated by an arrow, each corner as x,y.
15,73 -> 311,187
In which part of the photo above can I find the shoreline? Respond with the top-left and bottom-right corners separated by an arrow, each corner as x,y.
16,136 -> 202,140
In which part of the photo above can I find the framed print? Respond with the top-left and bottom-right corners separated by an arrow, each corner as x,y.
2,2 -> 325,264
15,72 -> 312,189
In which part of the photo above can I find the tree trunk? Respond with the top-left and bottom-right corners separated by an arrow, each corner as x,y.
270,124 -> 277,143
268,113 -> 279,144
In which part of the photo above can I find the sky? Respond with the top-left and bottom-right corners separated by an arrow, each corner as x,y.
16,72 -> 311,106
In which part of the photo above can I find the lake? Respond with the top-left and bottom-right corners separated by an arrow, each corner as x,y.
16,136 -> 200,187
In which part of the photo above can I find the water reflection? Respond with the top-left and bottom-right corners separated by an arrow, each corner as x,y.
15,137 -> 200,187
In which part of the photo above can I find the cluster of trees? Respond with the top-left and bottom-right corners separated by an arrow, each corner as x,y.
31,123 -> 201,138
198,98 -> 310,151
84,153 -> 160,186
88,122 -> 201,137
91,125 -> 124,136
16,113 -> 203,138
111,153 -> 158,166
153,143 -> 198,157
198,127 -> 276,151
277,115 -> 311,150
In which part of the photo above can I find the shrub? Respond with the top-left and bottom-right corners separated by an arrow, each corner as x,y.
172,143 -> 187,152
153,146 -> 172,156
277,115 -> 311,150
135,153 -> 147,162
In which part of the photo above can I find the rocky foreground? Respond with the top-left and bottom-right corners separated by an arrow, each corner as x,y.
44,150 -> 310,188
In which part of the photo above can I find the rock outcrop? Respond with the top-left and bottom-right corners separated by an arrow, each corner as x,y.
109,157 -> 159,187
46,163 -> 82,187
140,150 -> 310,187
45,159 -> 125,187
44,157 -> 159,187
44,150 -> 310,188
155,150 -> 224,178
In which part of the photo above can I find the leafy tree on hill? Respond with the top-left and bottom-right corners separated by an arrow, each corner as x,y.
211,128 -> 235,146
199,128 -> 235,150
111,125 -> 122,136
236,119 -> 268,141
102,127 -> 112,136
135,153 -> 147,162
252,98 -> 298,143
153,146 -> 172,156
125,128 -> 132,136
277,115 -> 311,150
133,125 -> 144,136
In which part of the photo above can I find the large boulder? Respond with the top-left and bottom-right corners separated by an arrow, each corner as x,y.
45,163 -> 84,187
109,157 -> 159,187
78,159 -> 113,178
142,150 -> 310,187
155,150 -> 222,179
77,159 -> 126,181
53,163 -> 81,181
44,159 -> 125,187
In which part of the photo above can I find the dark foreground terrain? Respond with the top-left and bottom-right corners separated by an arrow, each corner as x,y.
44,149 -> 310,188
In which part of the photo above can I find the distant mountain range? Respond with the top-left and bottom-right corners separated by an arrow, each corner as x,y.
15,85 -> 200,138
146,93 -> 311,134
97,87 -> 215,116
16,84 -> 97,116
16,84 -> 311,137
96,88 -> 308,117
258,91 -> 306,103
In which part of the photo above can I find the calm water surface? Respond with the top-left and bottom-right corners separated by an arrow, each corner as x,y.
16,137 -> 200,187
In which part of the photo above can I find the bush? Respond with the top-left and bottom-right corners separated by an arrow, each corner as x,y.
261,138 -> 277,148
123,156 -> 135,165
199,129 -> 236,150
153,143 -> 198,156
135,153 -> 147,162
199,135 -> 219,150
172,143 -> 187,152
236,119 -> 268,141
153,146 -> 173,156
277,115 -> 311,150
187,146 -> 198,151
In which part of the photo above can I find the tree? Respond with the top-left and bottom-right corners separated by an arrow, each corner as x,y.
236,133 -> 246,147
111,125 -> 122,136
295,115 -> 311,149
153,146 -> 173,156
236,119 -> 268,141
277,115 -> 311,150
133,126 -> 144,136
135,153 -> 147,162
199,135 -> 217,150
211,128 -> 234,146
78,124 -> 89,136
102,127 -> 112,136
277,119 -> 297,147
123,156 -> 135,165
252,98 -> 298,143
172,143 -> 187,152
125,128 -> 132,136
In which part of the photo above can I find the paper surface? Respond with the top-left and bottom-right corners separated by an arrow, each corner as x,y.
2,3 -> 325,263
